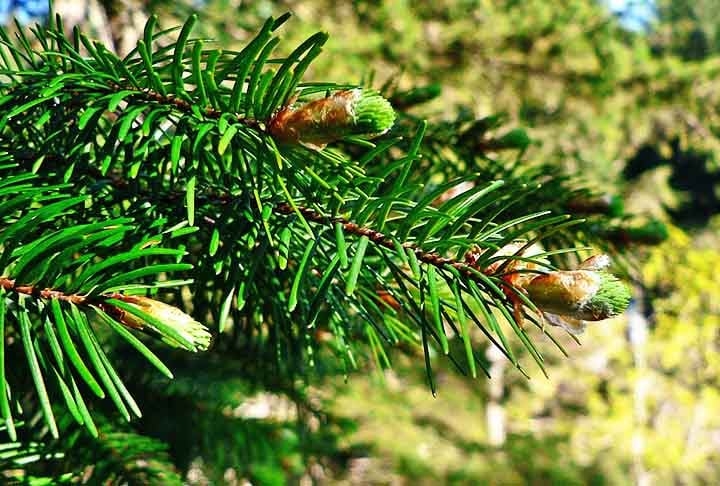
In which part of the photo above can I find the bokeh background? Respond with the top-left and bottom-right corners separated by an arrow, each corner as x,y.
7,0 -> 720,483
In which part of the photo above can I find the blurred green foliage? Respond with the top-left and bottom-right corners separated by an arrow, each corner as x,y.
186,0 -> 719,483
6,0 -> 720,483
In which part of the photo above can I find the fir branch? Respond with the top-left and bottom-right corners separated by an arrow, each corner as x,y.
0,13 -> 636,426
0,277 -> 95,305
105,81 -> 264,129
0,276 -> 210,352
76,166 -> 531,285
274,203 -> 486,280
0,278 -> 208,346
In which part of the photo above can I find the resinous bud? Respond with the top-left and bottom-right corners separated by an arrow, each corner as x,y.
118,296 -> 212,351
526,270 -> 631,321
268,89 -> 396,148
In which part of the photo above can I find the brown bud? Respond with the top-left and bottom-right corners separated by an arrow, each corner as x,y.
267,89 -> 395,148
526,270 -> 631,321
112,296 -> 212,351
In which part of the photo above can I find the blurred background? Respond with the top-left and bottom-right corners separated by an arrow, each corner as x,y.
7,0 -> 720,484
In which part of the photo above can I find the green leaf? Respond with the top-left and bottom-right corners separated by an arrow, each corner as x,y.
18,307 -> 59,438
118,105 -> 147,142
86,322 -> 142,419
261,31 -> 328,118
94,308 -> 173,379
421,326 -> 436,397
468,281 -> 517,367
226,17 -> 275,110
209,228 -> 221,256
70,376 -> 98,438
51,366 -> 83,425
94,263 -> 193,294
186,175 -> 196,226
11,220 -> 131,284
288,239 -> 317,312
426,266 -> 449,354
72,248 -> 185,293
452,281 -> 476,378
0,196 -> 86,253
49,299 -> 105,398
42,315 -> 65,374
472,269 -> 547,376
407,248 -> 421,279
218,287 -> 235,334
0,291 -> 16,441
69,305 -> 131,420
345,236 -> 370,296
308,255 -> 342,324
137,40 -> 166,96
246,38 -> 280,116
335,222 -> 348,269
218,125 -> 237,155
278,226 -> 292,270
191,40 -> 207,106
172,14 -> 198,95
170,133 -> 184,170
107,90 -> 136,111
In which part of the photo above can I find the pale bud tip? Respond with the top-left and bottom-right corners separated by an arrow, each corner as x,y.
268,89 -> 396,147
584,272 -> 632,320
526,269 -> 631,321
118,296 -> 212,352
351,89 -> 396,137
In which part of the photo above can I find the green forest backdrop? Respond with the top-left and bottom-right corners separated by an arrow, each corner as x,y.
3,0 -> 720,484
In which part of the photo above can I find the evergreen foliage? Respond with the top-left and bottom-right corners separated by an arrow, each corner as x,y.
0,6 -> 640,483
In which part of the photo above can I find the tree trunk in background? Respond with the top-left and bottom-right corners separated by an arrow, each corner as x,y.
54,0 -> 146,56
486,344 -> 507,446
628,291 -> 650,486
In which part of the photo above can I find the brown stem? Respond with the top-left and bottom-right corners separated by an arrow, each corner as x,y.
92,165 -> 496,282
107,82 -> 263,130
19,155 -> 499,286
91,163 -> 503,283
0,277 -> 137,321
0,277 -> 90,304
274,203 -> 488,282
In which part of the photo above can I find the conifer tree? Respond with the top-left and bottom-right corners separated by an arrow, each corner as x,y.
0,8 -> 635,483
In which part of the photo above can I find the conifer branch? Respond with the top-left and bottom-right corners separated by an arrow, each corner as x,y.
0,11 -> 639,463
105,81 -> 263,130
0,277 -> 90,304
273,203 -> 480,277
82,167 -> 514,283
0,278 -> 210,351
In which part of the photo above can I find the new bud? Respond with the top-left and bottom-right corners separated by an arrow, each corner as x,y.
117,296 -> 212,351
267,89 -> 396,148
526,270 -> 631,321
